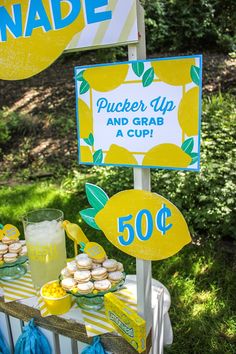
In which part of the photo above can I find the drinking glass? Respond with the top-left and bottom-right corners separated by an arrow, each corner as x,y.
22,209 -> 67,289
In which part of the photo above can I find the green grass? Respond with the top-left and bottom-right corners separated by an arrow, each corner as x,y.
0,93 -> 235,353
0,181 -> 235,353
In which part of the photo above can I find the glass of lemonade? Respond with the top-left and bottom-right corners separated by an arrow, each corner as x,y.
23,209 -> 67,289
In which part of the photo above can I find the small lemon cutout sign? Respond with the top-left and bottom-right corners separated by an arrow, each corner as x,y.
75,55 -> 202,171
80,184 -> 191,261
63,220 -> 106,260
0,224 -> 20,241
80,242 -> 107,261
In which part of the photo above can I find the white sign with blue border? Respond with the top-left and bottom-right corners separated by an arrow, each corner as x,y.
75,55 -> 202,171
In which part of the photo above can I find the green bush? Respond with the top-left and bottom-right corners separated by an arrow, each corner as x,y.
64,93 -> 236,241
0,110 -> 11,148
143,0 -> 236,53
0,108 -> 39,154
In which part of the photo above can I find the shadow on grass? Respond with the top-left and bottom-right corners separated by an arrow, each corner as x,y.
153,244 -> 236,354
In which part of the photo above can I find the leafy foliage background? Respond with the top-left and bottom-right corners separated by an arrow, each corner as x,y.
142,0 -> 236,53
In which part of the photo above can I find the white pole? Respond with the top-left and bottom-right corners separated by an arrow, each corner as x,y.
128,0 -> 153,343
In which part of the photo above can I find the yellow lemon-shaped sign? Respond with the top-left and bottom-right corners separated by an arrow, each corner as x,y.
0,224 -> 20,240
83,242 -> 106,261
0,0 -> 85,80
93,189 -> 191,260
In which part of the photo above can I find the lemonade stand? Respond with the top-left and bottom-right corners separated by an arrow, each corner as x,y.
0,1 -> 202,353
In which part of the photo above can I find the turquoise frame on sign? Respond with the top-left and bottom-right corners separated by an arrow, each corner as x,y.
74,54 -> 203,172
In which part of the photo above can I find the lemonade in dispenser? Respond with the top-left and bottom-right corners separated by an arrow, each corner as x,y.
23,209 -> 67,289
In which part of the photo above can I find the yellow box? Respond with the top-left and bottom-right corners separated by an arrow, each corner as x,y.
104,293 -> 146,353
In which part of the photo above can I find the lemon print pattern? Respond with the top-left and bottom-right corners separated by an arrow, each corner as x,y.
178,87 -> 200,137
0,1 -> 85,80
104,144 -> 138,165
151,58 -> 195,86
95,189 -> 191,260
78,99 -> 93,138
83,64 -> 129,92
80,146 -> 93,162
143,143 -> 191,168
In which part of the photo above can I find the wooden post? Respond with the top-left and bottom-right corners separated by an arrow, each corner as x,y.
128,0 -> 153,343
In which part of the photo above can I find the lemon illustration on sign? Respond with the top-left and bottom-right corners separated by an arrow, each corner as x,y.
104,144 -> 138,165
78,99 -> 93,138
178,87 -> 200,136
142,143 -> 191,168
83,64 -> 129,92
151,58 -> 195,86
80,146 -> 93,162
0,1 -> 85,80
93,189 -> 191,261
